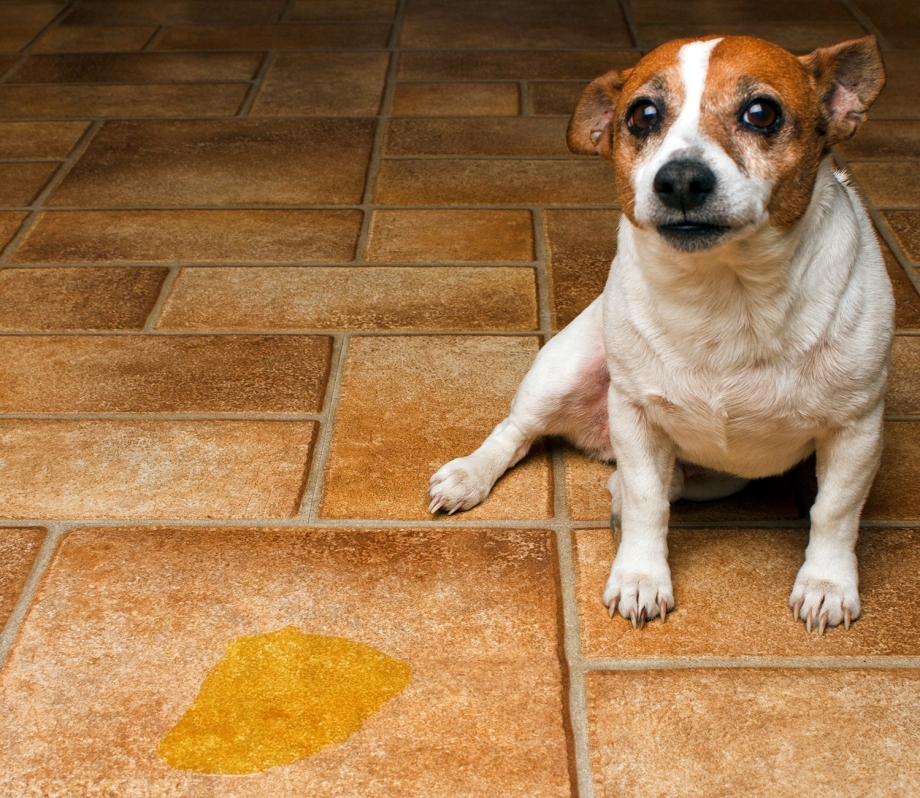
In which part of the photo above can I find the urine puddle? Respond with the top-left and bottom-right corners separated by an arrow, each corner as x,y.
158,626 -> 411,774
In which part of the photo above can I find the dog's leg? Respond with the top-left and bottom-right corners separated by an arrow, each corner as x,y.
429,298 -> 607,514
789,406 -> 884,632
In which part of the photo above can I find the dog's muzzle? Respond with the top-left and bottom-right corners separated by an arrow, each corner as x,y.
653,159 -> 730,252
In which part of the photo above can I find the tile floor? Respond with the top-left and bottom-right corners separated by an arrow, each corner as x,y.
0,0 -> 918,795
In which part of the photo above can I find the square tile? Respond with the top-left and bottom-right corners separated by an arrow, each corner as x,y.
384,117 -> 570,156
153,23 -> 390,50
321,336 -> 553,520
391,82 -> 520,116
398,50 -> 641,81
0,121 -> 88,159
848,162 -> 920,207
863,421 -> 920,519
0,162 -> 58,206
156,267 -> 539,331
0,526 -> 571,796
888,335 -> 920,414
49,119 -> 376,207
0,527 -> 46,630
64,0 -> 287,25
0,420 -> 316,519
0,335 -> 332,413
365,209 -> 534,262
31,25 -> 157,53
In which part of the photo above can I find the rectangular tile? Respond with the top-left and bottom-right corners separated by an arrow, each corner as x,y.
0,526 -> 570,796
870,54 -> 920,119
0,2 -> 64,52
0,162 -> 58,206
321,336 -> 553,520
49,119 -> 376,207
587,669 -> 920,797
575,526 -> 920,659
398,50 -> 640,81
848,162 -> 920,207
881,210 -> 920,264
0,527 -> 46,630
289,0 -> 397,20
384,117 -> 570,156
528,82 -> 585,116
250,52 -> 390,117
156,266 -> 539,332
0,335 -> 332,413
835,120 -> 920,160
374,159 -> 618,206
638,23 -> 868,51
154,23 -> 390,51
863,421 -> 920,519
32,25 -> 157,53
391,82 -> 520,116
888,336 -> 920,414
0,420 -> 315,519
0,121 -> 88,159
365,209 -> 534,262
64,0 -> 287,24
0,267 -> 168,331
9,210 -> 362,264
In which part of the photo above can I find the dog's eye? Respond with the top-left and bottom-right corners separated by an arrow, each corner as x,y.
627,100 -> 660,133
742,98 -> 781,132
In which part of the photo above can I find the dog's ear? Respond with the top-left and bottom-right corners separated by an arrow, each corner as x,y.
798,35 -> 885,145
567,68 -> 632,155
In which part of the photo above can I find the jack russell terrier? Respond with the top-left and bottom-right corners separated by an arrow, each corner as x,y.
428,34 -> 893,634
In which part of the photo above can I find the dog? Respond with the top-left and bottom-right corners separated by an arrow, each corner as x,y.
428,34 -> 893,634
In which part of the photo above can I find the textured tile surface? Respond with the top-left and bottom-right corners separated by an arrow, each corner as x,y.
883,211 -> 920,264
836,120 -> 920,160
0,121 -> 88,159
32,24 -> 157,52
65,0 -> 287,25
849,162 -> 920,207
154,23 -> 390,50
888,336 -> 920,414
863,422 -> 920,519
0,528 -> 46,630
391,82 -> 520,116
397,50 -> 640,81
384,117 -> 570,156
0,162 -> 58,207
0,212 -> 29,252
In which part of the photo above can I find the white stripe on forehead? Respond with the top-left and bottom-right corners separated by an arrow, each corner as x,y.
669,38 -> 722,149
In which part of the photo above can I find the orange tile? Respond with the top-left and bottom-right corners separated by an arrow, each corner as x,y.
0,162 -> 58,206
32,24 -> 157,53
156,266 -> 538,331
888,336 -> 920,415
289,0 -> 396,20
528,82 -> 587,116
365,209 -> 534,262
854,0 -> 920,49
638,23 -> 868,51
864,421 -> 920,519
397,50 -> 641,81
0,335 -> 332,413
154,23 -> 389,50
836,120 -> 920,160
374,159 -> 617,206
587,668 -> 920,797
0,121 -> 88,159
881,210 -> 920,264
0,526 -> 571,796
0,267 -> 168,331
49,119 -> 376,207
0,527 -> 46,629
9,210 -> 362,264
0,212 -> 29,252
321,336 -> 553,520
0,2 -> 64,51
848,162 -> 920,207
250,52 -> 390,116
870,53 -> 920,119
64,0 -> 287,24
384,117 -> 570,156
391,82 -> 520,116
0,420 -> 315,519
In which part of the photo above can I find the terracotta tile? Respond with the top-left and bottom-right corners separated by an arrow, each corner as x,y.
544,209 -> 618,329
848,162 -> 920,207
385,117 -> 570,156
0,212 -> 29,252
398,50 -> 641,81
289,0 -> 397,21
7,52 -> 264,83
321,336 -> 553,520
365,209 -> 534,262
854,0 -> 920,50
391,82 -> 520,116
154,24 -> 390,51
0,162 -> 58,206
0,335 -> 332,413
374,159 -> 617,206
871,54 -> 920,119
888,336 -> 920,414
576,526 -> 920,659
0,420 -> 315,519
32,24 -> 157,53
0,2 -> 64,52
401,0 -> 631,48
49,119 -> 375,207
156,266 -> 539,332
836,120 -> 920,160
0,267 -> 168,331
9,210 -> 362,264
863,421 -> 920,519
0,527 -> 45,630
529,82 -> 587,116
65,0 -> 287,24
638,23 -> 868,51
0,121 -> 88,159
0,84 -> 249,119
881,210 -> 920,264
587,668 -> 920,797
630,0 -> 855,24
885,246 -> 920,330
250,52 -> 389,117
0,526 -> 571,796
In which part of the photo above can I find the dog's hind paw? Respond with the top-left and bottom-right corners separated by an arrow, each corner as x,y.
428,457 -> 492,515
789,563 -> 861,633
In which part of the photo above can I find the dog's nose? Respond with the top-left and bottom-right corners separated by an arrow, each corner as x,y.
653,160 -> 716,212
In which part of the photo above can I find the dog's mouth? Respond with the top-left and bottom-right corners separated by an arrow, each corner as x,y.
656,222 -> 732,252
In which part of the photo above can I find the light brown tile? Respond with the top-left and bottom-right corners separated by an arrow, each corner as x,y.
848,162 -> 920,207
0,267 -> 168,331
156,267 -> 539,332
32,24 -> 157,53
401,0 -> 631,48
638,23 -> 868,52
374,159 -> 617,206
64,0 -> 287,24
0,527 -> 45,630
888,336 -> 920,414
0,84 -> 249,119
544,208 -> 618,330
0,526 -> 571,796
0,335 -> 332,413
154,23 -> 390,51
0,2 -> 64,52
0,162 -> 58,206
9,210 -> 362,264
7,52 -> 264,83
384,117 -> 569,156
290,0 -> 396,20
836,120 -> 920,160
871,53 -> 920,119
881,210 -> 920,264
863,421 -> 920,519
630,0 -> 855,24
0,420 -> 315,519
366,209 -> 534,262
49,119 -> 375,207
0,212 -> 29,252
587,668 -> 920,797
576,526 -> 920,659
321,336 -> 553,520
885,245 -> 920,330
529,82 -> 587,116
398,50 -> 641,81
0,121 -> 88,159
854,0 -> 920,50
250,52 -> 389,117
391,82 -> 520,116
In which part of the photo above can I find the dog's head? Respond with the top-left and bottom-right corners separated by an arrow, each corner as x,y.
568,35 -> 885,253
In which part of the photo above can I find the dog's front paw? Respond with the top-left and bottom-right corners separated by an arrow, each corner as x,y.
789,559 -> 861,633
603,565 -> 674,628
428,457 -> 492,514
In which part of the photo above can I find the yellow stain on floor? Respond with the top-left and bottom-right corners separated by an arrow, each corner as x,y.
158,626 -> 412,774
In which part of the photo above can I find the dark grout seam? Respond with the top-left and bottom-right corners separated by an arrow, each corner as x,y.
838,0 -> 894,51
237,51 -> 276,116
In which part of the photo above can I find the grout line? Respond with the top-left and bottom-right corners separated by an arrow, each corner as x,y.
582,656 -> 920,671
142,266 -> 182,332
142,26 -> 166,51
279,0 -> 299,24
617,0 -> 644,53
838,0 -> 894,51
532,207 -> 555,335
0,413 -> 326,421
15,0 -> 82,57
519,81 -> 531,117
237,51 -> 276,116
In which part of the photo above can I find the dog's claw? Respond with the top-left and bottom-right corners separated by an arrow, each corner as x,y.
607,600 -> 616,619
637,607 -> 647,630
819,612 -> 828,636
628,609 -> 637,629
659,600 -> 668,623
792,598 -> 803,623
844,608 -> 852,631
806,610 -> 814,634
